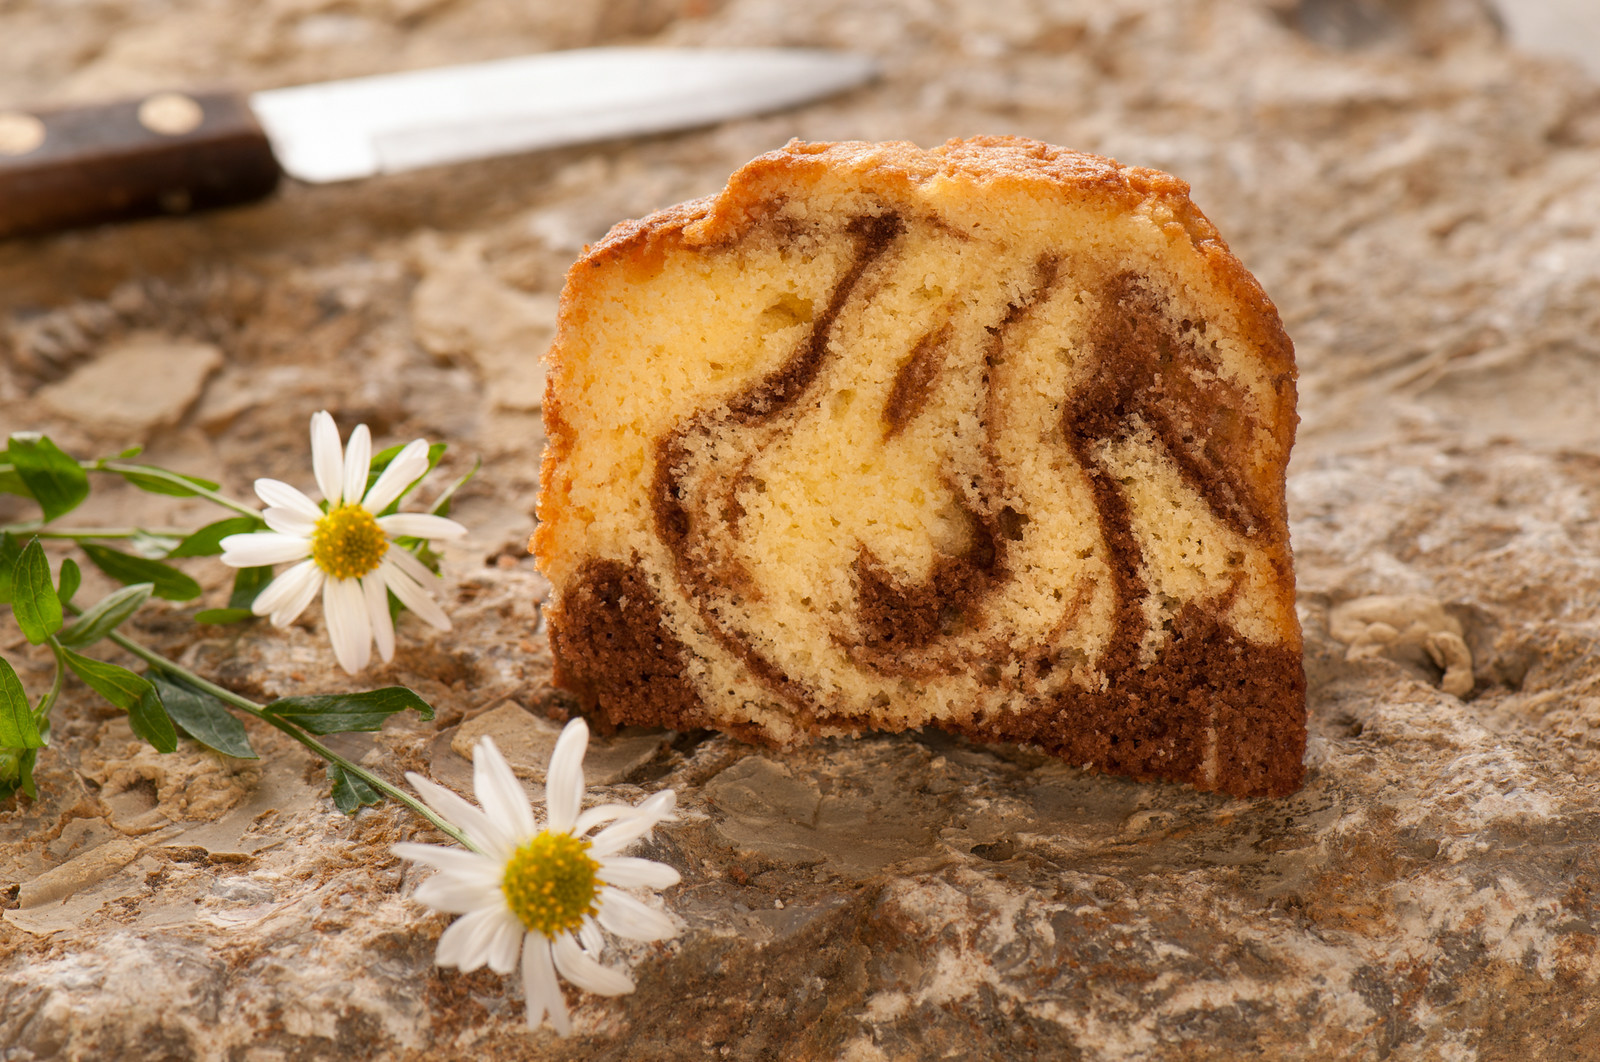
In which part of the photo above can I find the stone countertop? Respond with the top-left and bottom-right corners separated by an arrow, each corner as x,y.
4,1 -> 1600,1059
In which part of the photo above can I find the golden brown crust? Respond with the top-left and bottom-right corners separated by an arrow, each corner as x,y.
533,194 -> 719,566
539,138 -> 1299,619
534,136 -> 1305,796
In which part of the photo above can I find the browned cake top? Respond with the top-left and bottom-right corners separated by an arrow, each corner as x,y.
541,136 -> 1298,620
535,136 -> 1304,796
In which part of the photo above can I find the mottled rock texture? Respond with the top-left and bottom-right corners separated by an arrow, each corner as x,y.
5,0 -> 1600,1059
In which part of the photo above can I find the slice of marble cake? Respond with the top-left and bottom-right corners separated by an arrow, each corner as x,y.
533,137 -> 1307,797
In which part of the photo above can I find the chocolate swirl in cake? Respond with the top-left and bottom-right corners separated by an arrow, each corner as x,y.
536,138 -> 1306,797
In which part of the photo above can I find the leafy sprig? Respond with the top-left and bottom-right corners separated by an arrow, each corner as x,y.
2,437 -> 264,605
0,430 -> 475,838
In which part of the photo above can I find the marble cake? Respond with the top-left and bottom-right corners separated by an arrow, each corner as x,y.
533,137 -> 1306,797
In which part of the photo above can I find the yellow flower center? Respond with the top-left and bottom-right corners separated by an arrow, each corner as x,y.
309,504 -> 388,580
502,831 -> 602,937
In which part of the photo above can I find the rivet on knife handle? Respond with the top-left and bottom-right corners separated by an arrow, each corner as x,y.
0,91 -> 282,239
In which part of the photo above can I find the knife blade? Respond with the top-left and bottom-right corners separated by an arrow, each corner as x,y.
0,48 -> 878,239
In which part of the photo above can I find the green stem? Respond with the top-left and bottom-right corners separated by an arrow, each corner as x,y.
0,524 -> 192,541
35,642 -> 67,730
0,458 -> 260,519
96,461 -> 261,518
103,629 -> 477,851
427,457 -> 481,517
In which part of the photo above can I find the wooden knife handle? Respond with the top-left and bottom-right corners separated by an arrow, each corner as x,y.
0,91 -> 282,239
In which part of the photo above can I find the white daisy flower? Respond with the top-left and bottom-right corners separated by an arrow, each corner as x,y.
219,410 -> 467,674
394,719 -> 680,1035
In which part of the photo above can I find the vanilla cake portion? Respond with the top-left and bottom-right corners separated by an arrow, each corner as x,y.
535,137 -> 1306,797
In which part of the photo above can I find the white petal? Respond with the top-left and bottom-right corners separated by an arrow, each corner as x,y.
270,564 -> 324,628
552,932 -> 634,997
574,803 -> 638,837
342,423 -> 372,509
598,856 -> 680,890
385,544 -> 435,584
220,532 -> 312,568
311,410 -> 345,507
578,916 -> 604,955
363,573 -> 395,663
589,791 -> 677,857
404,773 -> 518,859
393,842 -> 503,882
323,576 -> 372,674
377,512 -> 468,541
633,788 -> 680,832
415,873 -> 505,916
362,438 -> 430,513
485,912 -> 526,975
473,736 -> 537,842
589,818 -> 656,858
250,560 -> 320,620
437,905 -> 517,971
522,935 -> 570,1035
635,789 -> 678,820
380,558 -> 451,631
596,887 -> 677,942
262,506 -> 318,536
253,478 -> 323,519
545,718 -> 588,834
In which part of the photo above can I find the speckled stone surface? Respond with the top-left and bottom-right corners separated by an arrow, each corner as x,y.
5,1 -> 1600,1059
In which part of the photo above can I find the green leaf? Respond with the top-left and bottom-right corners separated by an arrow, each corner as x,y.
129,530 -> 181,559
129,687 -> 179,753
0,657 -> 44,748
0,467 -> 30,498
79,543 -> 201,601
62,650 -> 176,752
148,673 -> 256,759
56,557 -> 80,610
427,456 -> 480,518
0,746 -> 39,802
62,648 -> 149,709
111,467 -> 222,498
193,608 -> 257,625
11,539 -> 64,644
328,763 -> 381,813
409,541 -> 444,576
368,440 -> 446,480
0,532 -> 21,605
7,434 -> 88,522
264,686 -> 435,735
57,583 -> 154,648
168,517 -> 265,559
228,565 -> 274,611
366,441 -> 446,512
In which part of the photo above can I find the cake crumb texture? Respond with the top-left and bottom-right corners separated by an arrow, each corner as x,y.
535,137 -> 1305,797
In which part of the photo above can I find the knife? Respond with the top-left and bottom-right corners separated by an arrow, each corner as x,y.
0,47 -> 877,239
